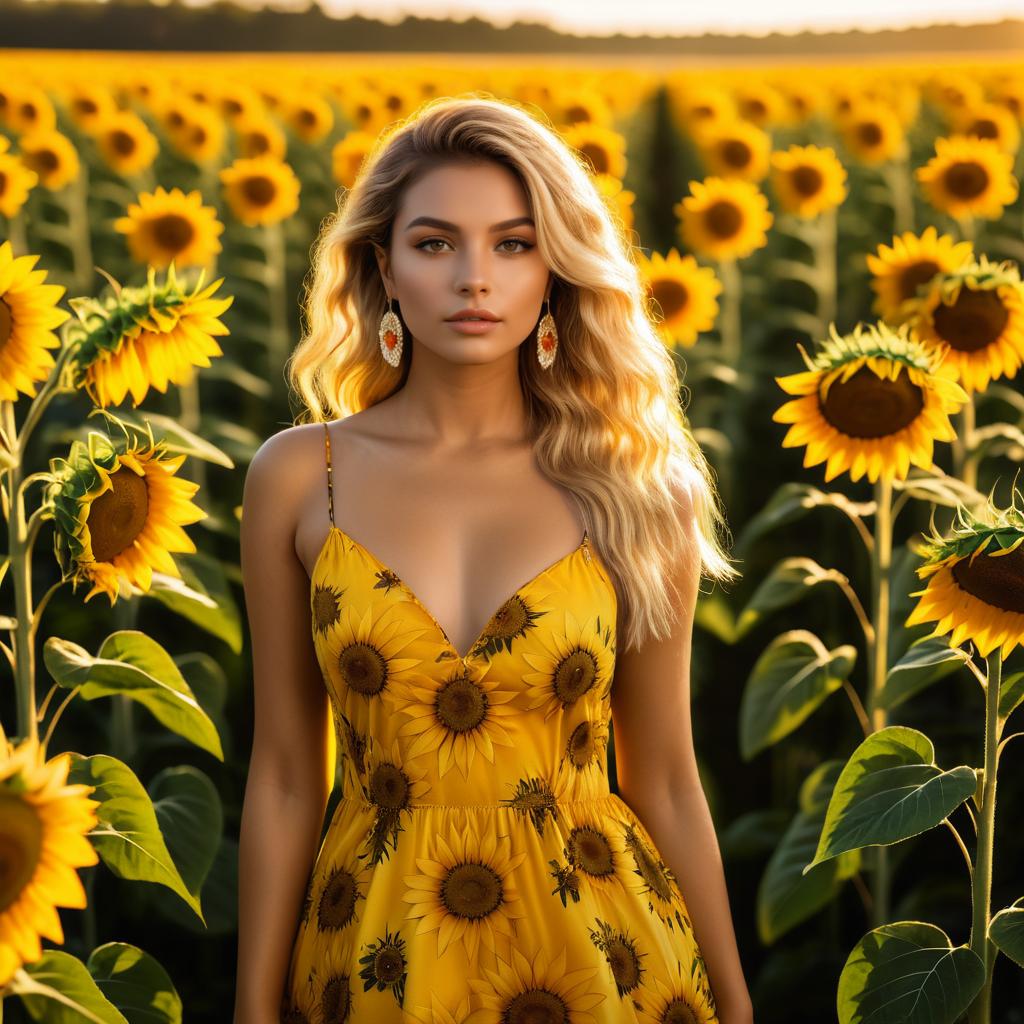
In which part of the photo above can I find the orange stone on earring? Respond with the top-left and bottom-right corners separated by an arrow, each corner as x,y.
540,331 -> 556,352
384,330 -> 398,350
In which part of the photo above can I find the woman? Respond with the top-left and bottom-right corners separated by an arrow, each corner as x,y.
235,95 -> 750,1023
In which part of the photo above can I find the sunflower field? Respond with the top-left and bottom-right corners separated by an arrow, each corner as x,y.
1,47 -> 1024,1023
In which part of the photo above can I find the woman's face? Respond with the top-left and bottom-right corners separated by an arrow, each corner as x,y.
376,159 -> 551,363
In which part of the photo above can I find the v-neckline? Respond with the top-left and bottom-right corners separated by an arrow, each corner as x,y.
313,524 -> 591,662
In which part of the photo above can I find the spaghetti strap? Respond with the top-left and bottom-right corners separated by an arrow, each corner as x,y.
322,422 -> 335,526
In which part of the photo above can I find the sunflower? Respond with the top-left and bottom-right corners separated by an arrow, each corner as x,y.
554,87 -> 614,129
395,660 -> 519,779
331,130 -> 376,189
0,241 -> 70,402
865,225 -> 975,325
219,155 -> 301,227
357,735 -> 431,867
769,144 -> 848,219
521,607 -> 616,721
402,819 -> 528,961
70,262 -> 232,408
235,115 -> 287,161
904,486 -> 1024,661
287,927 -> 357,1024
693,118 -> 772,182
675,176 -> 773,262
93,110 -> 159,177
5,84 -> 57,135
17,129 -> 80,192
559,714 -> 611,782
772,320 -> 969,484
404,992 -> 475,1024
671,83 -> 737,136
993,78 -> 1024,125
734,82 -> 788,128
952,101 -> 1021,156
561,121 -> 628,179
48,427 -> 207,605
587,917 -> 648,999
544,804 -> 633,904
838,101 -> 907,165
0,150 -> 38,218
114,185 -> 224,270
217,83 -> 264,124
634,948 -> 719,1024
926,73 -> 985,118
167,104 -> 225,165
0,735 -> 101,988
779,81 -> 822,125
593,172 -> 635,235
284,93 -> 335,144
915,134 -> 1019,221
463,945 -> 607,1024
904,256 -> 1024,395
64,84 -> 117,133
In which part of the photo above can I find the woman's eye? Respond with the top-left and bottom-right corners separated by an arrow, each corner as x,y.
415,237 -> 533,253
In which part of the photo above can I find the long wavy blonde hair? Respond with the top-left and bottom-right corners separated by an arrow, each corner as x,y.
287,93 -> 741,653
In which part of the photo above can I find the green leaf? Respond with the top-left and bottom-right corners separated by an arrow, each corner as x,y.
734,481 -> 873,557
740,630 -> 857,760
87,943 -> 182,1023
144,550 -> 242,654
67,753 -> 206,924
890,471 -> 986,510
693,591 -> 738,644
757,761 -> 860,944
990,897 -> 1024,968
837,921 -> 984,1024
879,635 -> 973,710
43,631 -> 223,761
806,726 -> 976,869
735,557 -> 845,639
149,766 -> 222,896
998,672 -> 1024,722
6,949 -> 130,1022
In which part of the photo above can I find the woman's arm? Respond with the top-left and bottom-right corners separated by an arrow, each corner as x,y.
233,427 -> 333,1024
610,475 -> 753,1023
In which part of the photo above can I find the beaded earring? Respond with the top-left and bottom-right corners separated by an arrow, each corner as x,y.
379,297 -> 403,367
536,297 -> 557,369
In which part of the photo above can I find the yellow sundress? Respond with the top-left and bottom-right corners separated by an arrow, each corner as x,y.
280,422 -> 720,1023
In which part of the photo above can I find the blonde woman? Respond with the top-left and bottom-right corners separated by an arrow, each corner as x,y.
235,95 -> 750,1024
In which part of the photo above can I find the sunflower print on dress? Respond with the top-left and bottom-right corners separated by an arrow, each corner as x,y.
588,917 -> 649,1003
357,922 -> 410,1007
357,735 -> 430,867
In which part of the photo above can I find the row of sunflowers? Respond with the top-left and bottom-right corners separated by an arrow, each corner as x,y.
1,49 -> 1023,1022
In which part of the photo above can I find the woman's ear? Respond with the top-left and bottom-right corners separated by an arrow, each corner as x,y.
373,243 -> 393,292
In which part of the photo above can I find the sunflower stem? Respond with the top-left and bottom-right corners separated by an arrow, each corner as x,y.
867,473 -> 894,928
959,397 -> 978,493
4,211 -> 29,257
967,647 -> 1001,1024
265,220 -> 290,374
881,156 -> 915,236
1,399 -> 38,746
66,160 -> 95,295
815,208 -> 837,335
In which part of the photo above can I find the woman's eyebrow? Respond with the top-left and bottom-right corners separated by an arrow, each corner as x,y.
403,215 -> 535,232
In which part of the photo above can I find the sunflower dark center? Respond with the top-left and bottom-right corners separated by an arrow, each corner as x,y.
943,161 -> 990,200
298,108 -> 316,127
721,139 -> 752,169
505,989 -> 570,1023
969,118 -> 999,140
553,650 -> 598,705
321,973 -> 351,1022
247,133 -> 270,156
856,121 -> 883,147
820,363 -> 924,439
312,586 -> 340,633
87,464 -> 149,562
568,720 -> 596,767
705,200 -> 743,240
580,142 -> 610,175
0,796 -> 44,913
149,213 -> 196,254
0,299 -> 12,349
75,98 -> 98,116
317,866 -> 358,929
565,104 -> 589,123
110,130 -> 137,156
373,944 -> 405,983
568,825 -> 615,876
741,98 -> 767,119
932,287 -> 1009,352
652,278 -> 690,319
224,99 -> 243,117
663,999 -> 702,1024
0,171 -> 7,195
951,544 -> 1024,614
338,642 -> 387,696
368,763 -> 409,809
607,937 -> 641,990
441,861 -> 503,919
241,175 -> 277,206
792,165 -> 824,197
436,676 -> 487,733
899,260 -> 942,302
629,829 -> 674,901
26,149 -> 59,174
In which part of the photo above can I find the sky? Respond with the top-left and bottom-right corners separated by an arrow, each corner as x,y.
189,0 -> 1024,37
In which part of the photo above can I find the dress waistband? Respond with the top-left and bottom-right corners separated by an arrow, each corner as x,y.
333,790 -> 619,810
